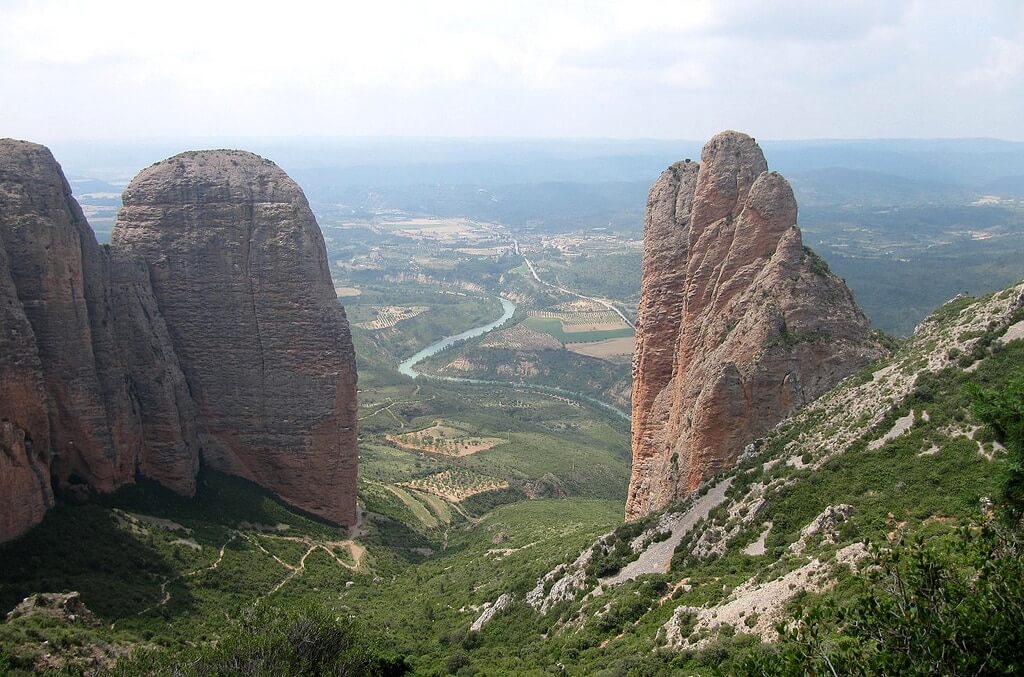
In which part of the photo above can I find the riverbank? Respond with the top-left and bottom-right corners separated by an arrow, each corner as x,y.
395,296 -> 630,420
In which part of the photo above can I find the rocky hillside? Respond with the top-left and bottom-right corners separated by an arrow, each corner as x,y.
0,141 -> 358,541
460,280 -> 1023,673
628,131 -> 885,520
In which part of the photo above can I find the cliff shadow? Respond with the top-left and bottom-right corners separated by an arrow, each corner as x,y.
0,502 -> 194,625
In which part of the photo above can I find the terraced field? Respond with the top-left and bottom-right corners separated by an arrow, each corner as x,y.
403,469 -> 509,502
356,305 -> 429,330
386,421 -> 506,457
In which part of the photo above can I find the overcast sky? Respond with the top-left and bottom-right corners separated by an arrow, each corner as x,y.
2,1 -> 1022,143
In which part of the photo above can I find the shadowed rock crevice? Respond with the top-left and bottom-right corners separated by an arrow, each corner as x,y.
627,131 -> 885,521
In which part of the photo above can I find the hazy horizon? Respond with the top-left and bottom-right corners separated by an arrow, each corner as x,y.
2,1 -> 1022,145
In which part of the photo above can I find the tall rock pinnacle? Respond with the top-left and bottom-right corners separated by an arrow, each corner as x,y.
626,131 -> 884,520
113,150 -> 358,526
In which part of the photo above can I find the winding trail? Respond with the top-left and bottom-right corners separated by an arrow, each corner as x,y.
137,528 -> 367,614
138,532 -> 238,615
358,395 -> 437,427
251,533 -> 367,604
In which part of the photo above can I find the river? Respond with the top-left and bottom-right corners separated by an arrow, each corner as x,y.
398,297 -> 517,378
396,296 -> 630,420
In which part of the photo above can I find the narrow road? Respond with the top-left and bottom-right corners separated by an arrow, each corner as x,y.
520,250 -> 634,329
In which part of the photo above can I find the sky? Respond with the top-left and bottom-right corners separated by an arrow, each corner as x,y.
1,0 -> 1023,143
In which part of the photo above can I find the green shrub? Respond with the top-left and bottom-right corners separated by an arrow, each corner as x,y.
114,605 -> 409,676
970,371 -> 1024,526
745,525 -> 1024,676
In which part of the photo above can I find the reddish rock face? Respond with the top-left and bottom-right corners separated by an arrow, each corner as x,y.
0,138 -> 203,541
0,141 -> 358,541
0,235 -> 53,542
627,131 -> 885,520
112,151 -> 358,526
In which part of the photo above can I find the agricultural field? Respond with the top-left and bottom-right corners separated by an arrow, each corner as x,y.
402,469 -> 510,502
479,323 -> 562,350
386,421 -> 506,457
355,305 -> 429,330
523,315 -> 634,344
354,354 -> 631,521
374,218 -> 505,243
528,308 -> 629,333
566,335 -> 635,361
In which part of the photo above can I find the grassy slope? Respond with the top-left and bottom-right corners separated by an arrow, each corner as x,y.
0,346 -> 632,674
445,283 -> 1024,675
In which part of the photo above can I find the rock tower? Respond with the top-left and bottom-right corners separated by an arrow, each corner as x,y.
626,131 -> 884,520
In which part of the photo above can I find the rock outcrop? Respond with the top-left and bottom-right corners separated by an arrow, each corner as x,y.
112,150 -> 358,526
626,131 -> 884,520
0,139 -> 183,538
0,228 -> 52,541
0,140 -> 357,542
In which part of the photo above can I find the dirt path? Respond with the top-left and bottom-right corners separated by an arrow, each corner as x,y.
138,527 -> 368,614
260,544 -> 317,602
358,395 -> 436,423
253,534 -> 368,604
600,478 -> 734,587
138,532 -> 237,615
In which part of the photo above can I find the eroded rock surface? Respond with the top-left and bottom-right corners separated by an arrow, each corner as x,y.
0,139 -> 200,541
627,131 -> 884,520
0,141 -> 358,540
0,230 -> 52,541
113,150 -> 357,525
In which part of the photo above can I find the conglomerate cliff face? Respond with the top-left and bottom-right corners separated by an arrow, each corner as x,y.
626,131 -> 885,520
0,233 -> 52,541
0,141 -> 358,541
112,151 -> 358,526
0,140 -> 179,513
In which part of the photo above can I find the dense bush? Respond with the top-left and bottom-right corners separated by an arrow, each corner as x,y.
970,370 -> 1024,527
745,526 -> 1024,676
113,605 -> 409,676
746,374 -> 1024,676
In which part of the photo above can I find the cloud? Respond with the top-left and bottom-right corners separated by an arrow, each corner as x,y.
0,0 -> 1021,140
959,36 -> 1024,88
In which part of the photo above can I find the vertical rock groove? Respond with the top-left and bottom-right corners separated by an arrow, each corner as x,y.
627,131 -> 885,520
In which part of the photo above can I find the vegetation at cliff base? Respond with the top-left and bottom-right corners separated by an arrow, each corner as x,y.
114,606 -> 410,676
